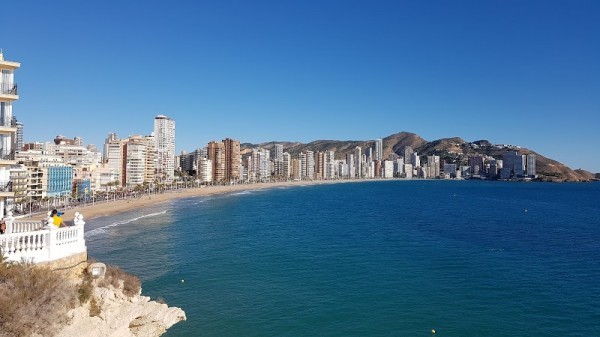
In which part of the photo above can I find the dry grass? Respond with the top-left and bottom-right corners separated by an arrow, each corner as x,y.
0,258 -> 77,337
0,257 -> 143,336
98,264 -> 141,298
89,296 -> 102,317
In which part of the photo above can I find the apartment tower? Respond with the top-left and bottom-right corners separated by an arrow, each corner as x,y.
208,141 -> 225,182
0,51 -> 20,216
223,138 -> 241,182
153,115 -> 175,183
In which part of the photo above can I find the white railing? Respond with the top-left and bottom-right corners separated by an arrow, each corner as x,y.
0,212 -> 86,264
10,220 -> 46,233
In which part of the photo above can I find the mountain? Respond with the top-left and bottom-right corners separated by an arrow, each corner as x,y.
241,132 -> 593,182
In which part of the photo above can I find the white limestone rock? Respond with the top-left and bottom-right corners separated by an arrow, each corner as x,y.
55,285 -> 186,337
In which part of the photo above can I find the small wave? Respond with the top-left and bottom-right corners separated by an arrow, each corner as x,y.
85,210 -> 167,237
231,191 -> 251,196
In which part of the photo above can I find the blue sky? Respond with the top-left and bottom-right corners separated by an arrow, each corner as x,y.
3,0 -> 599,171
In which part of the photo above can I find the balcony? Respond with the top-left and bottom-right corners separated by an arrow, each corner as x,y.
0,149 -> 14,164
0,82 -> 18,96
0,180 -> 13,197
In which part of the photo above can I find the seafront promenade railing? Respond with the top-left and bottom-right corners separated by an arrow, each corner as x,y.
0,212 -> 86,264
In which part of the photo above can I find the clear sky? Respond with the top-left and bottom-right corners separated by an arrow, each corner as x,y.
3,0 -> 599,172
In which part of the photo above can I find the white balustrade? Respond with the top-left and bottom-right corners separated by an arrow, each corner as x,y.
0,212 -> 87,264
11,221 -> 46,233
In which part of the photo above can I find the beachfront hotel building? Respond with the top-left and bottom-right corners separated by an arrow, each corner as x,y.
274,144 -> 284,161
354,147 -> 362,178
103,132 -> 118,163
198,157 -> 212,183
282,152 -> 291,178
154,115 -> 175,184
122,136 -> 147,187
223,138 -> 241,182
208,141 -> 225,182
375,138 -> 383,162
0,51 -> 19,216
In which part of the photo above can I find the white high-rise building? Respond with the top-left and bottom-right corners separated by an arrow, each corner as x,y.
124,136 -> 147,187
154,115 -> 175,183
354,147 -> 362,178
346,153 -> 355,178
282,152 -> 291,178
0,52 -> 20,216
103,132 -> 117,163
404,164 -> 413,178
274,144 -> 284,161
325,150 -> 335,179
411,152 -> 420,168
427,155 -> 440,178
526,154 -> 536,177
382,160 -> 394,178
106,139 -> 123,185
198,157 -> 213,183
375,138 -> 383,161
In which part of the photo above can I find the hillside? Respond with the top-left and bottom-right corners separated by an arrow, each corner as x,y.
241,132 -> 596,182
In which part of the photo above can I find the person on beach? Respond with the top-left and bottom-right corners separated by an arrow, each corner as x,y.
51,209 -> 64,227
0,220 -> 5,234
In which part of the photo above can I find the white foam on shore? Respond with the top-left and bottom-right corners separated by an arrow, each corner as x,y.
193,198 -> 213,205
85,210 -> 167,237
231,191 -> 252,196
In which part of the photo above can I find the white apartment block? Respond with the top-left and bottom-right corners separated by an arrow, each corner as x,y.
282,152 -> 291,178
0,51 -> 19,216
382,160 -> 394,178
404,164 -> 413,178
346,153 -> 355,178
411,152 -> 420,168
375,138 -> 383,161
325,150 -> 335,179
304,151 -> 314,180
274,144 -> 284,161
198,157 -> 213,183
106,140 -> 123,184
90,167 -> 119,191
354,147 -> 362,178
154,115 -> 175,183
124,137 -> 147,187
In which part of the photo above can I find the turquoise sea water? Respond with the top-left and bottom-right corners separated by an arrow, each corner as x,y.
85,180 -> 600,336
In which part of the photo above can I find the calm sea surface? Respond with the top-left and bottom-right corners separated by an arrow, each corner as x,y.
85,180 -> 600,337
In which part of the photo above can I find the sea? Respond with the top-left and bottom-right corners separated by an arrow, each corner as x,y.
84,180 -> 600,337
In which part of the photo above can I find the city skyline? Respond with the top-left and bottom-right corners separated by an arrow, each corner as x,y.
2,1 -> 599,171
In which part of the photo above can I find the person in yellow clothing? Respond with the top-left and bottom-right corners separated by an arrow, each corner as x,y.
51,209 -> 64,227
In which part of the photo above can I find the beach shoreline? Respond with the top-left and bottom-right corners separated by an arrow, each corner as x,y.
32,179 -> 366,224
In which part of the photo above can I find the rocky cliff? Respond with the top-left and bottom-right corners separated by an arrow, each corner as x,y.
54,285 -> 186,337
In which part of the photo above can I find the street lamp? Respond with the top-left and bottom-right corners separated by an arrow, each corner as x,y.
27,192 -> 33,218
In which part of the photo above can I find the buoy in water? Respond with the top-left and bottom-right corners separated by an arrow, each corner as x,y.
431,329 -> 436,334
181,279 -> 185,283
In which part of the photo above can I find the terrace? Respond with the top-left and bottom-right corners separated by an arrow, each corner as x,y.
0,212 -> 87,263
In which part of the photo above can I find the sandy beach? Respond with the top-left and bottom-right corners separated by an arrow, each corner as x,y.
32,179 -> 360,224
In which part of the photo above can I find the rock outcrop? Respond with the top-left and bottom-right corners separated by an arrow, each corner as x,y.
54,285 -> 186,337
